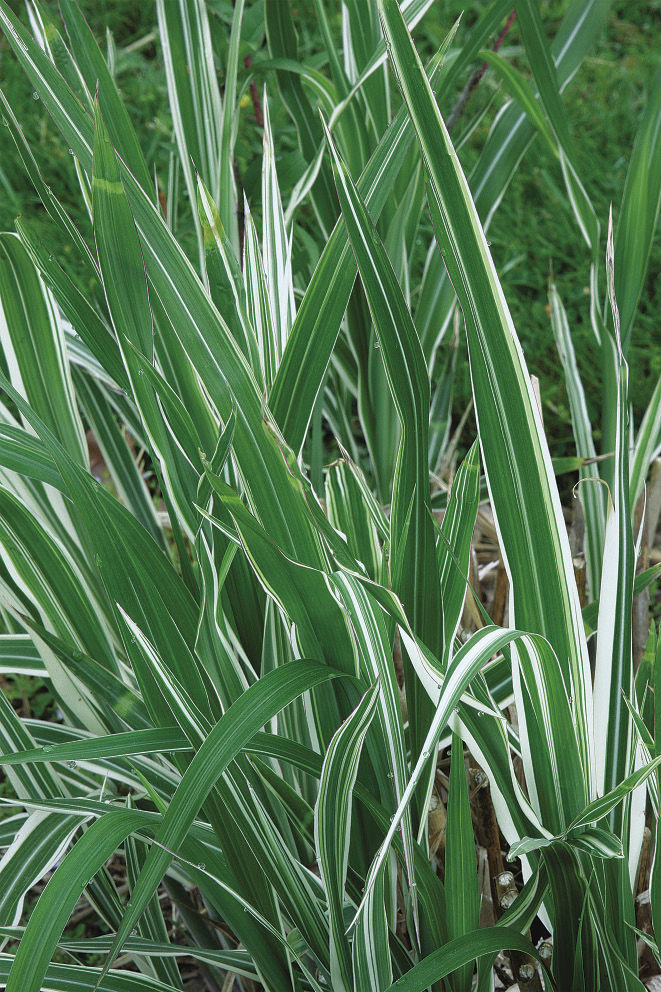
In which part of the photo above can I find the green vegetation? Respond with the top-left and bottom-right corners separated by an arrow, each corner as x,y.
1,1 -> 658,436
0,1 -> 658,990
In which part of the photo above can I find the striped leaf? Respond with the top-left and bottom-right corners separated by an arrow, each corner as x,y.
614,61 -> 661,351
593,215 -> 634,823
270,30 -> 457,451
444,734 -> 479,992
5,660 -> 344,992
376,0 -> 593,786
0,235 -> 86,466
315,681 -> 379,991
549,281 -> 604,598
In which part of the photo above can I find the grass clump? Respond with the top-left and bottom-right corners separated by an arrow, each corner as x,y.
0,2 -> 659,990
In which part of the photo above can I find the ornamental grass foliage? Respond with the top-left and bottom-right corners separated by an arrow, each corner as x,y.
0,1 -> 659,990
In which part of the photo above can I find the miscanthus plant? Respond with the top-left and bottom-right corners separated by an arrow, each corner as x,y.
0,0 -> 659,990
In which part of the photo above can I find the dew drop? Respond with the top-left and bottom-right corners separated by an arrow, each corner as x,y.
68,148 -> 74,155
32,91 -> 39,101
48,254 -> 55,262
197,862 -> 206,870
67,759 -> 77,769
95,553 -> 103,567
43,744 -> 53,753
104,798 -> 112,804
137,368 -> 144,376
2,119 -> 8,127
